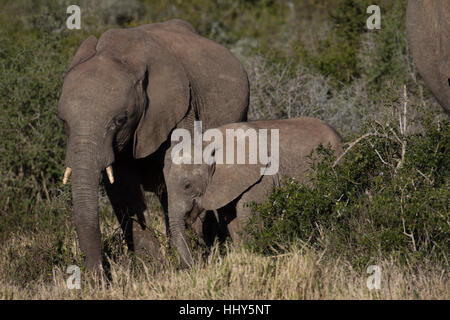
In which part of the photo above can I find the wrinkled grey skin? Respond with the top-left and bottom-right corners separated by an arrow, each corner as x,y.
406,0 -> 450,114
58,20 -> 249,272
164,117 -> 342,268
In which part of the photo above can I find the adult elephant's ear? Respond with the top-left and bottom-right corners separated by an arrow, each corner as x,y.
406,0 -> 450,114
133,40 -> 190,159
66,35 -> 97,73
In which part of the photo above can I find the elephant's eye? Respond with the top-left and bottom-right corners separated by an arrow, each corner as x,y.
184,182 -> 192,190
114,114 -> 128,127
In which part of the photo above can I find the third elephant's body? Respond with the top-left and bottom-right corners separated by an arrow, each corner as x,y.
406,0 -> 450,114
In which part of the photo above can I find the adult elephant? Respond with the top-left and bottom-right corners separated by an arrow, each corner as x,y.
406,0 -> 450,114
58,19 -> 249,272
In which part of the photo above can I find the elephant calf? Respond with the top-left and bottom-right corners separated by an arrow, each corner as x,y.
164,117 -> 342,268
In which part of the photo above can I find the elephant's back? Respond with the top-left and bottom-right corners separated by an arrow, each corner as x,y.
137,19 -> 199,35
139,21 -> 250,128
250,117 -> 341,148
249,117 -> 342,180
95,20 -> 249,129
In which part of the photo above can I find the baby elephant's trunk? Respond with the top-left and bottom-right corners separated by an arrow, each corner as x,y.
169,205 -> 194,268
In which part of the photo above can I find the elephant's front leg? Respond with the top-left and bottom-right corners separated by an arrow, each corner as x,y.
191,210 -> 222,247
103,163 -> 162,264
233,177 -> 274,243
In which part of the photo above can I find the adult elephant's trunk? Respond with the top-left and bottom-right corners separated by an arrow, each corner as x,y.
70,142 -> 103,271
169,204 -> 193,269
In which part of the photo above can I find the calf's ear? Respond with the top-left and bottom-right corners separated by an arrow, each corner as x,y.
201,162 -> 266,211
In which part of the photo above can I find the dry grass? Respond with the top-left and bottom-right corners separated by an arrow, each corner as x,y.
0,209 -> 447,300
0,193 -> 448,300
1,248 -> 447,300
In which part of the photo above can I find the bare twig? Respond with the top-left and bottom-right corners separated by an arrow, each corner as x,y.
332,132 -> 375,167
40,171 -> 50,201
3,196 -> 9,212
416,169 -> 434,185
395,86 -> 408,171
372,145 -> 393,168
400,187 -> 416,252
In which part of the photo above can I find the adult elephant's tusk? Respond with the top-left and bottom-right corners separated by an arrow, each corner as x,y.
106,166 -> 114,184
62,167 -> 72,185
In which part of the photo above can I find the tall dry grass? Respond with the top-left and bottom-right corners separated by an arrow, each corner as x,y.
1,247 -> 447,300
0,207 -> 447,300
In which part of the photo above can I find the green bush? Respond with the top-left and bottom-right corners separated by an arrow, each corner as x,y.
247,116 -> 449,269
361,1 -> 410,93
295,0 -> 370,85
293,0 -> 410,89
0,5 -> 90,242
